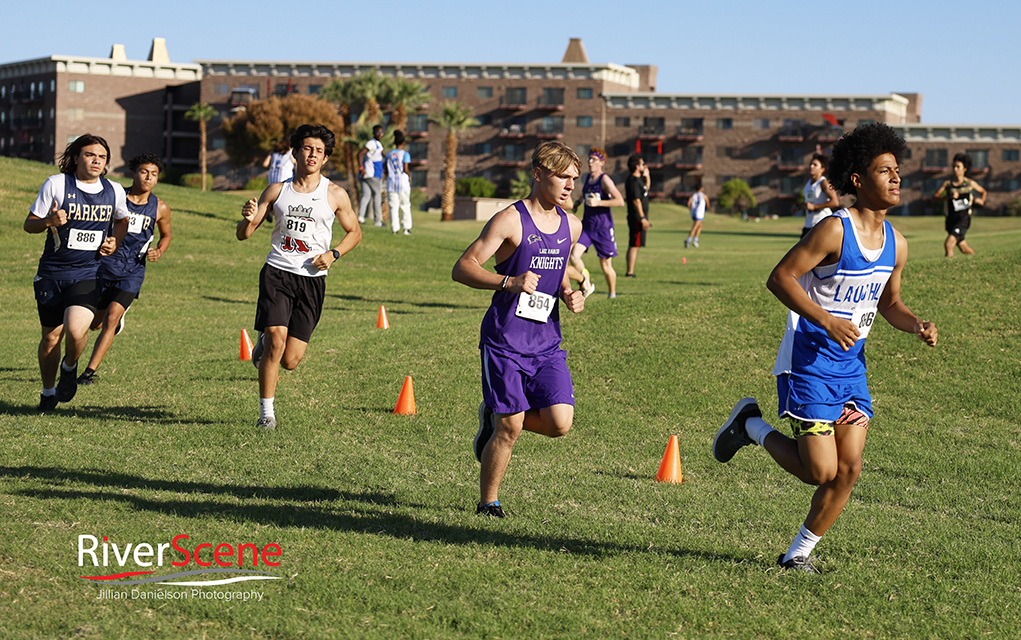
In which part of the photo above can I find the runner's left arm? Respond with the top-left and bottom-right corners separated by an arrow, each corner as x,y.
876,229 -> 938,346
148,199 -> 173,261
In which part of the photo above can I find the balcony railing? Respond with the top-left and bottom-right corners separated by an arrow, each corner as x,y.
535,123 -> 564,139
778,127 -> 805,142
776,156 -> 802,171
536,96 -> 565,111
498,124 -> 526,138
675,126 -> 704,141
921,162 -> 945,173
817,127 -> 844,142
499,96 -> 528,110
638,124 -> 666,139
641,154 -> 665,168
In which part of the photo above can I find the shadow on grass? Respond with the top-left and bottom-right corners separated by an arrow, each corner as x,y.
0,400 -> 219,424
332,293 -> 483,311
202,296 -> 251,305
2,465 -> 741,562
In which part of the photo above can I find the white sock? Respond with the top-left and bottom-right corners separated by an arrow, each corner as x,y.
260,397 -> 275,420
62,360 -> 76,372
42,388 -> 56,397
745,416 -> 777,447
783,524 -> 822,562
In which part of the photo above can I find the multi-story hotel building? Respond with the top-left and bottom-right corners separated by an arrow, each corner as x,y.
3,38 -> 1019,215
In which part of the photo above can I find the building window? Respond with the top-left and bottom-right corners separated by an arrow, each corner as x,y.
615,117 -> 630,127
407,142 -> 429,160
924,149 -> 947,169
966,150 -> 989,169
67,135 -> 80,145
408,113 -> 429,132
308,85 -> 322,95
717,118 -> 733,130
214,83 -> 230,95
541,88 -> 564,107
749,175 -> 769,188
474,142 -> 493,155
576,144 -> 591,158
68,108 -> 84,120
441,86 -> 458,99
576,116 -> 593,128
577,87 -> 593,99
716,146 -> 735,158
503,143 -> 526,162
477,114 -> 492,126
477,86 -> 493,99
612,143 -> 630,156
50,80 -> 55,92
212,138 -> 227,150
1003,149 -> 1020,162
753,118 -> 769,130
778,177 -> 800,195
411,170 -> 427,188
68,80 -> 85,93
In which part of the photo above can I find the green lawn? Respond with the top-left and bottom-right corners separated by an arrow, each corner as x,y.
1,156 -> 1019,639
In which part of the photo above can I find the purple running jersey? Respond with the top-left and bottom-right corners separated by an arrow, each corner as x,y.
479,201 -> 571,357
580,173 -> 618,258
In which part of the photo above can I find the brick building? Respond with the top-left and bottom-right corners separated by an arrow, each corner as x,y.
0,38 -> 201,174
3,38 -> 1018,214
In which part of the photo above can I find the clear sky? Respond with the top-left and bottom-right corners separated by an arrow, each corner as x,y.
5,0 -> 1017,125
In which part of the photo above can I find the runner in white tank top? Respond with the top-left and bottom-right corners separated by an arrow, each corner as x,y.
266,176 -> 337,277
800,153 -> 839,237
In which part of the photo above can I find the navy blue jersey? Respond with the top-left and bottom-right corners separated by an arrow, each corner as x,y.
37,174 -> 119,280
99,193 -> 157,281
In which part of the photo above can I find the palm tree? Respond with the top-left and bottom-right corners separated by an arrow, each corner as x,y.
349,71 -> 387,124
320,78 -> 361,197
383,76 -> 429,133
185,102 -> 217,191
430,102 -> 479,221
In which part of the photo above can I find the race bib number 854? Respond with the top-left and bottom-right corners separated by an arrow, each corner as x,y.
515,291 -> 555,323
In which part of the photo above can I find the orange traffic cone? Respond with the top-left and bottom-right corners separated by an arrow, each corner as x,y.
377,305 -> 390,329
240,329 -> 253,361
655,435 -> 683,483
394,376 -> 416,415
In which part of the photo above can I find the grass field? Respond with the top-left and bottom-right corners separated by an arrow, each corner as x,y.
1,155 -> 1019,639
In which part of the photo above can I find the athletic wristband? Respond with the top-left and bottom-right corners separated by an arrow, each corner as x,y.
500,275 -> 509,290
331,249 -> 340,260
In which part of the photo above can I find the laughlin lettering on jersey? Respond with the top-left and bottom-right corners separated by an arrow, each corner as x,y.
67,202 -> 114,222
528,255 -> 565,270
831,282 -> 884,304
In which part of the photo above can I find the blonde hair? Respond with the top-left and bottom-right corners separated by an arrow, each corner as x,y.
532,141 -> 581,174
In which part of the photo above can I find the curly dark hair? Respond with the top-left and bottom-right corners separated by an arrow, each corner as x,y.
129,152 -> 164,173
826,123 -> 906,196
290,124 -> 336,157
952,152 -> 971,171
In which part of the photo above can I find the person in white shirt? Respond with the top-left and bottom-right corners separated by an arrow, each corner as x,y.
799,153 -> 840,238
357,125 -> 385,226
384,130 -> 413,235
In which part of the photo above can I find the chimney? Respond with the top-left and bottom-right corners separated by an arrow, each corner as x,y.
562,38 -> 589,64
148,37 -> 170,64
109,44 -> 127,61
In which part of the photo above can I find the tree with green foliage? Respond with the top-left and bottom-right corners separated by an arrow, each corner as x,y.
717,178 -> 757,215
319,78 -> 361,197
510,170 -> 532,199
221,94 -> 346,174
185,102 -> 217,191
455,176 -> 497,199
429,102 -> 479,221
383,76 -> 429,133
349,71 -> 387,124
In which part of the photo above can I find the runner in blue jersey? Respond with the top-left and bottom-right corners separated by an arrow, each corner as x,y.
452,141 -> 586,517
712,123 -> 938,573
23,134 -> 130,412
78,153 -> 173,386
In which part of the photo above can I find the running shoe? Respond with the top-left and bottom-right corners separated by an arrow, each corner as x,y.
693,239 -> 700,248
403,229 -> 412,235
373,221 -> 384,227
475,402 -> 495,463
712,397 -> 760,463
476,501 -> 506,518
251,332 -> 264,369
256,416 -> 277,430
56,361 -> 78,403
37,394 -> 58,413
685,238 -> 692,248
777,554 -> 821,574
77,368 -> 97,386
625,273 -> 636,278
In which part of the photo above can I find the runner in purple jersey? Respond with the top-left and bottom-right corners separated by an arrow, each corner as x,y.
452,141 -> 586,518
568,147 -> 625,299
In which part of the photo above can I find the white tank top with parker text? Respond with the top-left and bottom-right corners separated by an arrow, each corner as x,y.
265,177 -> 335,277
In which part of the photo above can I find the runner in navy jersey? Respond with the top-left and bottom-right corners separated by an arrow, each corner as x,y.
78,153 -> 173,386
452,141 -> 586,517
23,134 -> 129,412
